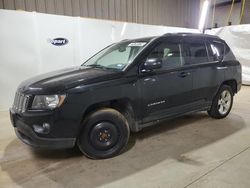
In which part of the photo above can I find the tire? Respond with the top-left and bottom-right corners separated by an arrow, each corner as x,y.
77,108 -> 130,159
208,85 -> 233,119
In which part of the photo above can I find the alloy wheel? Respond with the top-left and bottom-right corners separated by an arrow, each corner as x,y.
218,90 -> 232,115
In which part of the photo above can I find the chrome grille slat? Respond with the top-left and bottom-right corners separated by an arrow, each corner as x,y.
22,96 -> 28,112
18,93 -> 22,111
12,92 -> 30,113
13,93 -> 18,108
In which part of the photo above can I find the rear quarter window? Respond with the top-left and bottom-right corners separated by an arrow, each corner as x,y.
207,41 -> 225,61
224,43 -> 236,61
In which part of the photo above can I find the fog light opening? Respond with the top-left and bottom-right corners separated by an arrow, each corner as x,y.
33,123 -> 50,134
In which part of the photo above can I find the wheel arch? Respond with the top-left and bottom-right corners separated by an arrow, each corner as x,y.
221,79 -> 237,95
211,79 -> 237,104
81,98 -> 139,133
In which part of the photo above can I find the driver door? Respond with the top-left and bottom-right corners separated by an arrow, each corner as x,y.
139,38 -> 195,123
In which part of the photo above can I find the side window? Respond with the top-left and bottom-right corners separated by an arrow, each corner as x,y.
146,41 -> 183,69
224,43 -> 236,61
208,41 -> 225,61
184,41 -> 209,64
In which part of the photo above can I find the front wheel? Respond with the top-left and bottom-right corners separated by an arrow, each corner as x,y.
77,108 -> 130,159
208,85 -> 233,119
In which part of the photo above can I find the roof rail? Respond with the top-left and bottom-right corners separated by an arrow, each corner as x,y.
162,32 -> 201,36
176,32 -> 201,35
161,32 -> 220,39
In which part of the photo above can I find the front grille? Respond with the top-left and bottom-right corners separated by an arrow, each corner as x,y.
13,92 -> 30,113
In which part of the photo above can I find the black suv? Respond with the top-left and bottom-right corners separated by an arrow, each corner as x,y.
10,33 -> 241,159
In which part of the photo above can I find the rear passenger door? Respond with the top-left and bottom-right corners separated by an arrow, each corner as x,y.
182,37 -> 224,105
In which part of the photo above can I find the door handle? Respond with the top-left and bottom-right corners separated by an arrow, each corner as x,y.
178,72 -> 190,78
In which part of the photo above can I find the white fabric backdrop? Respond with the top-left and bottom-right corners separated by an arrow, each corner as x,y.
0,10 -> 199,111
206,25 -> 250,85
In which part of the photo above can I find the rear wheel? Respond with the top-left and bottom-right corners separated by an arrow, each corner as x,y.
208,85 -> 233,119
77,108 -> 130,159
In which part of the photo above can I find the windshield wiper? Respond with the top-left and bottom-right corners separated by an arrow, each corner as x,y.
86,64 -> 118,71
86,64 -> 105,68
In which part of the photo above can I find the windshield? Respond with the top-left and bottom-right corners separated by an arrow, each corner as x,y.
82,41 -> 148,70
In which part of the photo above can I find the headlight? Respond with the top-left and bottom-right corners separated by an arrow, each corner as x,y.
31,95 -> 66,110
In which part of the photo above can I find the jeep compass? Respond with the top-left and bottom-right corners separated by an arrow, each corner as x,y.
10,33 -> 242,159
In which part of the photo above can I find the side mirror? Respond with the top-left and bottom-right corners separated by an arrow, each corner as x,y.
142,58 -> 162,73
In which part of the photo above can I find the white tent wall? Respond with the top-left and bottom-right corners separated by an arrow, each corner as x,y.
0,9 -> 199,111
0,11 -> 40,111
206,25 -> 250,85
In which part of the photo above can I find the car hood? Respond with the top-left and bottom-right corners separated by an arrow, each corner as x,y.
18,66 -> 122,94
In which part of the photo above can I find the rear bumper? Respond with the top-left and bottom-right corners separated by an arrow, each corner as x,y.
10,109 -> 76,149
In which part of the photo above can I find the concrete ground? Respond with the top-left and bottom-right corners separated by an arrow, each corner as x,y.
1,86 -> 250,188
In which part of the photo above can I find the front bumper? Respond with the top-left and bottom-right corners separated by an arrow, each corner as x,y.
10,108 -> 76,149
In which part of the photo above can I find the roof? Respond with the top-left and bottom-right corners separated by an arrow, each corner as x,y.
120,33 -> 221,43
